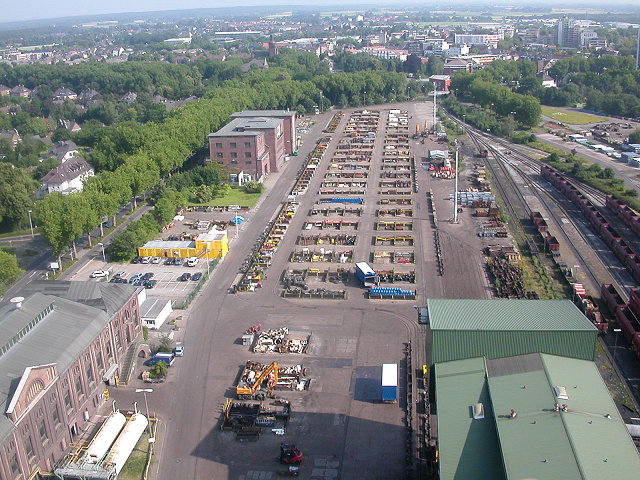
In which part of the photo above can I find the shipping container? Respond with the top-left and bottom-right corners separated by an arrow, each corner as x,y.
381,363 -> 398,403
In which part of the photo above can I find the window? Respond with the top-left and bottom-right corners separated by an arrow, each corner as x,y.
231,160 -> 238,165
86,362 -> 94,385
24,437 -> 35,462
245,161 -> 253,165
75,376 -> 84,399
215,142 -> 222,148
9,454 -> 20,477
96,351 -> 103,370
216,152 -> 223,158
244,142 -> 251,148
63,389 -> 72,412
52,405 -> 61,428
244,152 -> 252,158
218,161 -> 224,165
229,142 -> 236,148
39,420 -> 48,444
230,152 -> 237,158
115,332 -> 121,350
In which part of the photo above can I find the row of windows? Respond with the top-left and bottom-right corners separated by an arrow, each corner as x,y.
217,161 -> 254,166
216,152 -> 253,159
215,141 -> 251,148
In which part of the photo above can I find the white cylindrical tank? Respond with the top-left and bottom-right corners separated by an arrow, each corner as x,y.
85,411 -> 127,463
106,413 -> 149,475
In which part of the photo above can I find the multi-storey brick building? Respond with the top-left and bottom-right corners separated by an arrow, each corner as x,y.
0,281 -> 141,480
208,110 -> 296,182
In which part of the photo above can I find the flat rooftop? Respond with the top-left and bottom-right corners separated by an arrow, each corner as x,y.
209,117 -> 282,137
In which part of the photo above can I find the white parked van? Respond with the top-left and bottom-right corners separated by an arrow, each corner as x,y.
186,257 -> 198,267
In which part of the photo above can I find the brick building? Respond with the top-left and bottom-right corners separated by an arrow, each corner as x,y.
0,281 -> 141,480
208,110 -> 296,182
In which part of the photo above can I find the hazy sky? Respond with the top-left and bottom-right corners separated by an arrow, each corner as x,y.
4,0 -> 332,23
3,0 -> 632,23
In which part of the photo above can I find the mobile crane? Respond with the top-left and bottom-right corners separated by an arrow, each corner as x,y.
236,361 -> 279,400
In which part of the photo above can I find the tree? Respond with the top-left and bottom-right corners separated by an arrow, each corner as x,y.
35,193 -> 67,264
0,164 -> 36,230
242,181 -> 264,194
629,129 -> 640,144
149,361 -> 167,379
0,250 -> 23,293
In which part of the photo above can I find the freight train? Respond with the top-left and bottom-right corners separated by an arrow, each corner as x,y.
605,195 -> 640,238
540,164 -> 640,283
601,283 -> 640,360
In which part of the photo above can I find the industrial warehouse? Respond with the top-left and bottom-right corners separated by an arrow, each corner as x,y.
425,298 -> 640,479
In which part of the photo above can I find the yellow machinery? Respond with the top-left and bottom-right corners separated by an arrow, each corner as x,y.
236,362 -> 279,400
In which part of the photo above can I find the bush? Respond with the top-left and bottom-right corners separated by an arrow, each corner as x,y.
242,181 -> 264,194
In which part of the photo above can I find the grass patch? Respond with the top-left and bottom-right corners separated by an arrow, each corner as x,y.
119,431 -> 152,480
190,189 -> 261,208
541,107 -> 608,125
0,247 -> 17,255
0,228 -> 39,239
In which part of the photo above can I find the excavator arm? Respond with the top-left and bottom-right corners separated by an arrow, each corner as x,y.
236,362 -> 279,398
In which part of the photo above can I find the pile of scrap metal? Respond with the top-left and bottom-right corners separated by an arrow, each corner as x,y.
238,361 -> 310,392
221,399 -> 291,441
251,328 -> 311,354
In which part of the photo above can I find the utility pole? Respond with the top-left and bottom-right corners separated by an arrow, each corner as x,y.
432,89 -> 437,133
452,141 -> 459,223
637,26 -> 640,70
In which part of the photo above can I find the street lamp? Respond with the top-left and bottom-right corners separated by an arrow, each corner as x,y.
27,209 -> 34,238
97,242 -> 106,262
363,90 -> 366,106
135,388 -> 153,436
613,328 -> 622,363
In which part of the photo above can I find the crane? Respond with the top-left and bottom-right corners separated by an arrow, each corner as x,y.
236,362 -> 279,400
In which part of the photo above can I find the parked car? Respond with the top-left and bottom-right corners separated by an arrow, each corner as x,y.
186,257 -> 199,267
151,257 -> 161,264
140,256 -> 152,264
174,258 -> 184,266
129,273 -> 143,284
173,345 -> 184,357
179,272 -> 191,281
131,256 -> 142,264
164,258 -> 174,265
90,270 -> 110,278
115,271 -> 127,279
191,272 -> 203,281
142,272 -> 154,280
144,280 -> 158,289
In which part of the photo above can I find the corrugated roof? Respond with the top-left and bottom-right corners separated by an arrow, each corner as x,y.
141,240 -> 193,249
428,299 -> 596,331
434,357 -> 505,480
435,353 -> 640,480
140,298 -> 171,319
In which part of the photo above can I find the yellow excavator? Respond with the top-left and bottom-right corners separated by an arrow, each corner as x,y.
236,362 -> 279,400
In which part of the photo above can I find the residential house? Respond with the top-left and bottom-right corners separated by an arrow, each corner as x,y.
78,89 -> 99,102
38,158 -> 94,198
429,75 -> 452,93
0,129 -> 21,147
120,92 -> 137,103
45,141 -> 79,164
0,85 -> 10,96
10,85 -> 31,98
52,87 -> 78,102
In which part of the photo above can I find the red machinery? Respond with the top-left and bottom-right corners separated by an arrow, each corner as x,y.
280,444 -> 303,465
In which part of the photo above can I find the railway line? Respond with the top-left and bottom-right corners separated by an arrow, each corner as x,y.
447,114 -> 630,297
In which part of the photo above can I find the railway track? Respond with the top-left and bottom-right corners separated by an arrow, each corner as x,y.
446,114 -> 620,295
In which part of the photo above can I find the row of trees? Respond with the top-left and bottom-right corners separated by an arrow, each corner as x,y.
450,74 -> 541,128
33,57 -> 409,262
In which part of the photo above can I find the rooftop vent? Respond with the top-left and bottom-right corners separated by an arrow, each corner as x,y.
553,386 -> 569,400
472,403 -> 484,420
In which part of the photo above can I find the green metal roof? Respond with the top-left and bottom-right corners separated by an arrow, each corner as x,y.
427,299 -> 596,331
435,353 -> 640,480
434,357 -> 506,480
